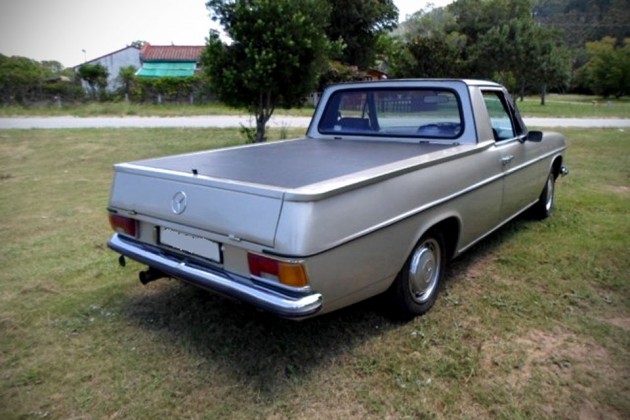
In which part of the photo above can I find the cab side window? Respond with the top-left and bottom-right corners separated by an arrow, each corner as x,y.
482,91 -> 518,141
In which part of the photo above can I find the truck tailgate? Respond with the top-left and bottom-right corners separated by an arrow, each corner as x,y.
109,166 -> 284,247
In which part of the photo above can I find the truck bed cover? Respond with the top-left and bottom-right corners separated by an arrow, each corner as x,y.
132,138 -> 454,189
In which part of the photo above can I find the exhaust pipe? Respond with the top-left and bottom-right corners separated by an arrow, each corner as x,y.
139,267 -> 165,285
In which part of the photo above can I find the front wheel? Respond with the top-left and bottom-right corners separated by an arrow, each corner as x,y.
530,171 -> 556,220
386,230 -> 446,319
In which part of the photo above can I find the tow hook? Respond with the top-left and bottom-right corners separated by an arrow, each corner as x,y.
139,268 -> 165,285
560,166 -> 569,177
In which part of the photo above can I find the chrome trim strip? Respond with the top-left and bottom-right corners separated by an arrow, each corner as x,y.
108,234 -> 322,318
267,147 -> 566,259
502,148 -> 566,177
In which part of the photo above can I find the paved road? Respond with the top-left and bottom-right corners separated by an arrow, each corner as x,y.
0,115 -> 313,129
1,115 -> 629,129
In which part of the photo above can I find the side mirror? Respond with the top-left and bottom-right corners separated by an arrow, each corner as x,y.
526,130 -> 543,142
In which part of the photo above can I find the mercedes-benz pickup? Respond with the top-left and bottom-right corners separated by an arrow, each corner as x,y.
107,79 -> 568,319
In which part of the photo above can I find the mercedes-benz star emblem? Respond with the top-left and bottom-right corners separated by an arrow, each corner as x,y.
171,191 -> 187,215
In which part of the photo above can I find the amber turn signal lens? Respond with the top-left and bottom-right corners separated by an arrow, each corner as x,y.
248,253 -> 309,288
277,263 -> 309,288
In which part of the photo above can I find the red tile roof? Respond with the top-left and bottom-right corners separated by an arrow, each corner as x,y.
140,43 -> 204,62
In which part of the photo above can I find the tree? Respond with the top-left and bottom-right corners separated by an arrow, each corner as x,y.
0,54 -> 46,104
117,65 -> 137,101
476,18 -> 570,102
388,6 -> 466,78
326,0 -> 398,68
390,35 -> 466,78
77,63 -> 108,98
583,37 -> 630,98
41,60 -> 64,75
388,0 -> 571,100
529,27 -> 572,104
130,40 -> 147,49
203,0 -> 331,142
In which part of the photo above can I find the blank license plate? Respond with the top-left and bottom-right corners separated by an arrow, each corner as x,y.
159,227 -> 221,263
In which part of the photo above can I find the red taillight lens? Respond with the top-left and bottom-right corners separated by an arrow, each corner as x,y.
247,253 -> 309,288
108,213 -> 137,237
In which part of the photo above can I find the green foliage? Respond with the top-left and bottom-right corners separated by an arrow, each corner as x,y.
390,34 -> 466,78
449,0 -> 533,43
535,0 -> 630,50
388,0 -> 571,101
130,40 -> 147,49
317,61 -> 373,90
41,60 -> 65,75
204,0 -> 331,142
326,0 -> 398,68
77,63 -> 109,99
582,37 -> 630,98
0,54 -> 82,104
113,69 -> 212,104
0,54 -> 46,104
117,66 -> 137,100
477,17 -> 571,100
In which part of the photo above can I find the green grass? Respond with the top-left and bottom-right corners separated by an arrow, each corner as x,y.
1,127 -> 629,418
518,94 -> 630,118
0,102 -> 316,117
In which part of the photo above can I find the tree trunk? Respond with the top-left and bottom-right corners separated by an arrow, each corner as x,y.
519,82 -> 526,102
255,113 -> 267,143
254,91 -> 274,143
540,84 -> 547,106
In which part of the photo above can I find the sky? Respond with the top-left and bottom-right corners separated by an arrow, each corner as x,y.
0,0 -> 453,68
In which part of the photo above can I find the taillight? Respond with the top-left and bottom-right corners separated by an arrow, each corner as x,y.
247,253 -> 309,288
108,213 -> 137,238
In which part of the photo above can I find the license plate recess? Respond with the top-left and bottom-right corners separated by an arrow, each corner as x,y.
159,227 -> 222,263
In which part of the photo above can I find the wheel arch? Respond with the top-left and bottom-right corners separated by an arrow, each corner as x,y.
408,215 -> 461,263
551,155 -> 564,179
428,216 -> 461,261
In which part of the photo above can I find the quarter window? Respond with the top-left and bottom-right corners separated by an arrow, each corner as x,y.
482,91 -> 520,141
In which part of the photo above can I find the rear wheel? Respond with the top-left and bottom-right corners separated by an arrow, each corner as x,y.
387,230 -> 446,319
531,170 -> 556,220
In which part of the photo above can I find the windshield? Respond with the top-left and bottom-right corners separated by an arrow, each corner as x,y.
318,88 -> 463,139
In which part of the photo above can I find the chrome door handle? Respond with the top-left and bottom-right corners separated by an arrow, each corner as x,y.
501,155 -> 514,165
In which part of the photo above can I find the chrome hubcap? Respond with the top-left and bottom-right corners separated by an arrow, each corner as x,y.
545,175 -> 554,212
408,238 -> 441,304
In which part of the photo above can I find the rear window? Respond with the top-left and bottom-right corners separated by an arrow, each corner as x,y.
318,88 -> 463,139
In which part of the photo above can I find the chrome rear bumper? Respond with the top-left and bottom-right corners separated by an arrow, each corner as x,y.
107,234 -> 323,319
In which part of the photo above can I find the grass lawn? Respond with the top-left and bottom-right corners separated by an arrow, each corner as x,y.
0,102 -> 316,118
517,94 -> 630,118
0,127 -> 628,418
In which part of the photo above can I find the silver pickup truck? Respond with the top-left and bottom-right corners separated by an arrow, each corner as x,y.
107,79 -> 568,319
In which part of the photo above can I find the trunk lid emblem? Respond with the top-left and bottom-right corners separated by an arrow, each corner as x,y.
171,191 -> 187,214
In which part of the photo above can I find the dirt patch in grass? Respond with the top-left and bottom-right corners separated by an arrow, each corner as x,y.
480,328 -> 628,419
603,317 -> 630,332
606,185 -> 630,195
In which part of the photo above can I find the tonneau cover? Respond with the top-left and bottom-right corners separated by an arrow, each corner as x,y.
133,138 -> 452,189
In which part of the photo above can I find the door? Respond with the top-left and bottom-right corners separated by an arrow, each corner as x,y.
481,89 -> 545,220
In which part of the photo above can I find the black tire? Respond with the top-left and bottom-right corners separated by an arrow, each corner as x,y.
387,229 -> 446,319
530,170 -> 556,220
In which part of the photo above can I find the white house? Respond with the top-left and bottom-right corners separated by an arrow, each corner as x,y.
75,46 -> 141,92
